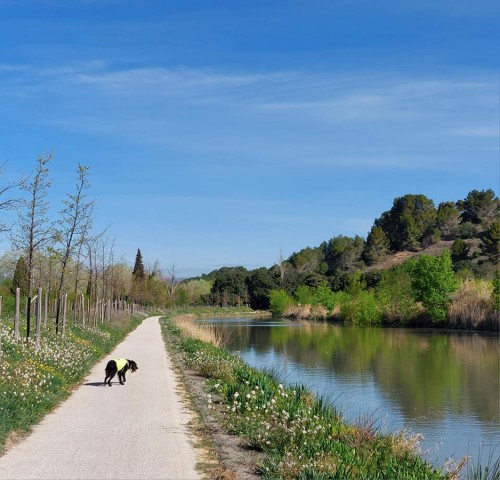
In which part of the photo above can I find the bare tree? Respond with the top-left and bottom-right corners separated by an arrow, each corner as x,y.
11,154 -> 53,338
278,248 -> 286,286
54,164 -> 92,333
166,261 -> 177,300
0,162 -> 19,234
71,203 -> 94,316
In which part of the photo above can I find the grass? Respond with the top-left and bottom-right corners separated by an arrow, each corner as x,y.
161,309 -> 461,480
0,312 -> 142,452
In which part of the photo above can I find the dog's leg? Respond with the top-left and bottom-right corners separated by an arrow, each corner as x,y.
107,371 -> 116,386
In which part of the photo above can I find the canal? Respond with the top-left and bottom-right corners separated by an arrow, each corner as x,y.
196,317 -> 499,471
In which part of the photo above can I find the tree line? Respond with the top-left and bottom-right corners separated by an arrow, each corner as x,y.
173,189 -> 499,329
0,155 -> 166,338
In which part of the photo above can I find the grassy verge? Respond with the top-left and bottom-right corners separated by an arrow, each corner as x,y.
0,313 -> 143,452
161,309 -> 460,480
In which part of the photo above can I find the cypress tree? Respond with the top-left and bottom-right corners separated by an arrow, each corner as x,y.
132,249 -> 145,279
12,256 -> 29,296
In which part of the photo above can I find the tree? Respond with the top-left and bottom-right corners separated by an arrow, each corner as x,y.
457,189 -> 500,227
211,266 -> 248,306
54,164 -> 92,333
0,162 -> 19,234
325,235 -> 365,273
436,201 -> 461,238
363,226 -> 390,265
246,267 -> 277,310
11,154 -> 53,338
450,238 -> 470,263
132,248 -> 146,303
407,251 -> 458,323
12,256 -> 29,296
375,194 -> 436,250
480,221 -> 500,263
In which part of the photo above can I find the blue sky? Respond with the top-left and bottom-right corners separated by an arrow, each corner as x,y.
0,0 -> 498,277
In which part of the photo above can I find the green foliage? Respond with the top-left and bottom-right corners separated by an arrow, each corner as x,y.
12,256 -> 29,296
450,238 -> 470,263
211,266 -> 249,306
407,251 -> 458,323
375,194 -> 436,251
246,268 -> 278,310
376,265 -> 419,325
340,290 -> 381,325
132,248 -> 145,279
269,289 -> 295,316
458,221 -> 476,239
436,201 -> 461,238
480,221 -> 500,262
492,271 -> 500,311
457,189 -> 500,226
294,285 -> 315,305
363,226 -> 390,265
324,235 -> 365,273
312,284 -> 339,311
288,246 -> 324,273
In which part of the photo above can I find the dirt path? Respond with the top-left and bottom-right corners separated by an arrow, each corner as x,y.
0,316 -> 202,480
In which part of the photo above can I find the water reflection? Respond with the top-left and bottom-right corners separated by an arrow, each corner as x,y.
197,317 -> 499,468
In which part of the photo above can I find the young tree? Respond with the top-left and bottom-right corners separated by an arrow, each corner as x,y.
54,164 -> 92,333
0,162 -> 19,234
407,251 -> 458,323
11,154 -> 53,338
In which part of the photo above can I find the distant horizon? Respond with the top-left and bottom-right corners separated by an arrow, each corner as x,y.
1,1 -> 497,275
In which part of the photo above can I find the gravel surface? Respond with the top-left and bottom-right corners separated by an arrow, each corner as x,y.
0,316 -> 202,480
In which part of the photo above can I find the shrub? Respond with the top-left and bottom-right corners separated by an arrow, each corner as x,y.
407,251 -> 458,324
269,289 -> 295,316
340,290 -> 381,325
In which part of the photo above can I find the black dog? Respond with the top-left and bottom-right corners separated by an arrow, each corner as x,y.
104,358 -> 138,386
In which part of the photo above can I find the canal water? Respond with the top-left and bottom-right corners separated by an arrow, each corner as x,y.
196,317 -> 499,471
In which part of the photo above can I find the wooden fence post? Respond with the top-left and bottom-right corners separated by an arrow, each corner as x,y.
36,287 -> 42,349
14,288 -> 20,338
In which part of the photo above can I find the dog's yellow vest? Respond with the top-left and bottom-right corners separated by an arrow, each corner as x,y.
115,358 -> 127,371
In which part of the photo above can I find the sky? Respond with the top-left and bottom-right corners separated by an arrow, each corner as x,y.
0,0 -> 498,277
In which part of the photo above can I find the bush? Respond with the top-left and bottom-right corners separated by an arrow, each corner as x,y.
407,251 -> 458,323
340,291 -> 381,325
269,289 -> 295,316
376,265 -> 420,325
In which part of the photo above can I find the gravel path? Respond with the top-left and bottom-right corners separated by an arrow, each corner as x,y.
0,316 -> 202,480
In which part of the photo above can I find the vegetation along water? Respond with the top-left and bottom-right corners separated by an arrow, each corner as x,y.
194,316 -> 500,476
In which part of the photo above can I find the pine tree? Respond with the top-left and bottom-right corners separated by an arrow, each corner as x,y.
12,256 -> 29,296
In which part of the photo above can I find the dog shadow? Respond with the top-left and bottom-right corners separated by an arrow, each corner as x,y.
84,382 -> 121,387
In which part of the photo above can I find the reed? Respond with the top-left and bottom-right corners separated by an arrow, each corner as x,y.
449,279 -> 498,330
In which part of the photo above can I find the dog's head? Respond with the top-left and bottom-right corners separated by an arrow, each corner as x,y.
128,360 -> 139,372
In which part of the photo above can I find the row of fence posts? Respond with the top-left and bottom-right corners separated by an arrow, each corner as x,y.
0,287 -> 146,352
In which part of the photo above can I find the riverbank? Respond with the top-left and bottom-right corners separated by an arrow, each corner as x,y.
160,309 -> 464,480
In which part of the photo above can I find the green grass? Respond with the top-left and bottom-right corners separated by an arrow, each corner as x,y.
161,309 -> 457,480
0,313 -> 142,452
